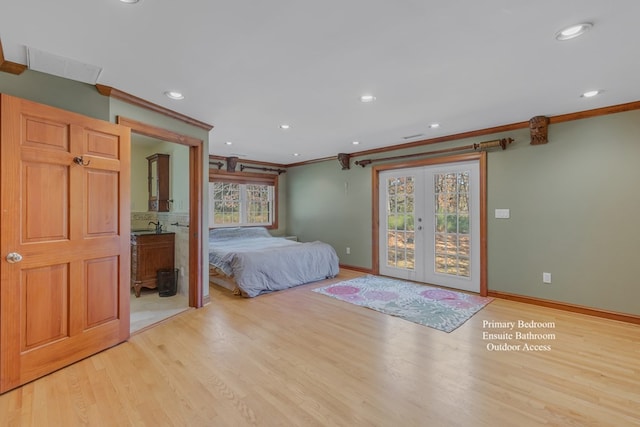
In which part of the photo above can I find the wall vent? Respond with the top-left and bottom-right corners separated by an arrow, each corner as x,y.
27,47 -> 102,85
402,133 -> 424,140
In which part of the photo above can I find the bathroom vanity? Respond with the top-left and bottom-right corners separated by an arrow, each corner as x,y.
130,231 -> 175,297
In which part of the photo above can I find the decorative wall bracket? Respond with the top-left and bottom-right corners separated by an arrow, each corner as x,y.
337,153 -> 350,170
529,115 -> 549,145
226,156 -> 239,172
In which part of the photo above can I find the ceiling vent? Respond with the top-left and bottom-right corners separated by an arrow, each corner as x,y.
27,47 -> 102,85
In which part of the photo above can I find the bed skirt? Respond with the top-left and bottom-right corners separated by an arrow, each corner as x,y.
209,265 -> 241,295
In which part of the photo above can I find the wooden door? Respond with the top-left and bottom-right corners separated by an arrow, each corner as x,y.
0,94 -> 131,393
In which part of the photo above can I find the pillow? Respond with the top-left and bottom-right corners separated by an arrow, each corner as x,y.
209,227 -> 271,240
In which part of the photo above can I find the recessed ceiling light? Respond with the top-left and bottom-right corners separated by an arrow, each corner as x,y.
581,90 -> 601,98
352,141 -> 360,145
429,123 -> 440,129
120,0 -> 140,4
555,22 -> 593,41
164,91 -> 184,100
360,95 -> 376,103
293,153 -> 300,157
225,141 -> 233,145
279,124 -> 291,129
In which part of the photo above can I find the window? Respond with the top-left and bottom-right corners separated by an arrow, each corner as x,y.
245,184 -> 272,224
211,182 -> 240,224
209,170 -> 278,228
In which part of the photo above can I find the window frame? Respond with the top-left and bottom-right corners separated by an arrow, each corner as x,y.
209,169 -> 279,229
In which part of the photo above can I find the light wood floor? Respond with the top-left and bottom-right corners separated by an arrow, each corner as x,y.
1,270 -> 639,426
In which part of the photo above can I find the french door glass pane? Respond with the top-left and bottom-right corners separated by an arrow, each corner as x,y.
434,171 -> 471,277
386,176 -> 415,270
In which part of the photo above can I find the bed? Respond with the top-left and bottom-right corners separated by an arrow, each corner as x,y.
208,227 -> 340,297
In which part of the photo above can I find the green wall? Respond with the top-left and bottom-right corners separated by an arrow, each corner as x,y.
131,137 -> 190,213
287,110 -> 640,315
131,141 -> 153,212
488,111 -> 640,314
287,161 -> 372,266
0,70 -> 109,119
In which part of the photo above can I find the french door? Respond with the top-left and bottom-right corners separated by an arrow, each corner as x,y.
378,159 -> 480,292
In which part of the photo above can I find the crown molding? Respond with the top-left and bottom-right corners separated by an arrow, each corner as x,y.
96,84 -> 213,131
209,155 -> 286,169
283,100 -> 640,168
0,39 -> 26,75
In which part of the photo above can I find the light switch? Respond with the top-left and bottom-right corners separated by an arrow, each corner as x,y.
495,208 -> 510,219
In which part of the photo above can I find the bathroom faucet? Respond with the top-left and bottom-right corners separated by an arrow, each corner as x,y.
148,221 -> 163,233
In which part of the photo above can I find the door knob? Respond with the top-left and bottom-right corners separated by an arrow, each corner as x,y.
6,252 -> 23,263
73,156 -> 91,166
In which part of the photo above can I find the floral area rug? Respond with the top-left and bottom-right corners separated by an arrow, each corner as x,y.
313,275 -> 493,332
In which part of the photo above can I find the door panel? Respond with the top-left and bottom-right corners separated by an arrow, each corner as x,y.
23,162 -> 69,241
1,94 -> 130,393
21,264 -> 69,350
85,130 -> 120,159
86,170 -> 119,235
23,116 -> 69,151
85,256 -> 119,328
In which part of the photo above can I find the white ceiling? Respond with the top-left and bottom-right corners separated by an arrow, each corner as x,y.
1,1 -> 639,164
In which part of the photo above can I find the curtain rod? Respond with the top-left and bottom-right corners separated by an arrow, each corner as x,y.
353,138 -> 513,167
240,165 -> 287,175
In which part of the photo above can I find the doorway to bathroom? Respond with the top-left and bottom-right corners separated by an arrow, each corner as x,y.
118,117 -> 205,333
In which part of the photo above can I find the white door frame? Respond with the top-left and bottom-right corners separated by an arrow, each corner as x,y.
372,152 -> 488,296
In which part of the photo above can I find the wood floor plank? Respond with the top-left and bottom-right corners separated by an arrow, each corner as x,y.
1,269 -> 639,426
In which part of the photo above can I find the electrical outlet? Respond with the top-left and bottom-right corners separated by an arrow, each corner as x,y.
543,272 -> 552,283
346,247 -> 351,255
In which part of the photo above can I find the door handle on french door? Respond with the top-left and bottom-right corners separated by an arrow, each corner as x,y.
6,252 -> 23,263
